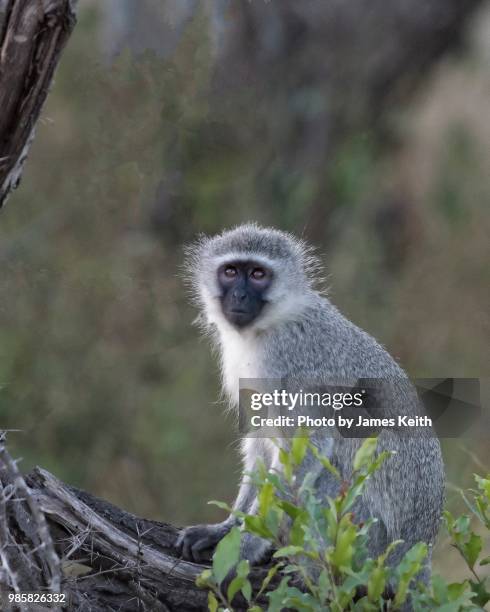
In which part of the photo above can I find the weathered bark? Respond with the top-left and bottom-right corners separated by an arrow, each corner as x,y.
29,467 -> 219,611
0,434 -> 62,611
0,0 -> 77,209
0,437 -> 272,611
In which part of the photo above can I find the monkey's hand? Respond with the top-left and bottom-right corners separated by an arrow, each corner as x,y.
176,521 -> 233,563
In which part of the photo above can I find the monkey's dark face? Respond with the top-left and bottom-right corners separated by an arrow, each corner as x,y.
217,260 -> 273,328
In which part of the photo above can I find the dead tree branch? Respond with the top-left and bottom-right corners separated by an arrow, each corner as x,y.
0,0 -> 77,209
0,433 -> 62,611
0,436 -> 273,611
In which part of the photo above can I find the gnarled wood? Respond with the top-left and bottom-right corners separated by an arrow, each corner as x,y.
0,0 -> 77,208
28,467 -> 209,611
0,456 -> 273,611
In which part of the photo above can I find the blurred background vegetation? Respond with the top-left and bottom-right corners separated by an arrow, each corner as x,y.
0,0 -> 488,583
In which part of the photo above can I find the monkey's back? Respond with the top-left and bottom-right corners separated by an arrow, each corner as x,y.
258,292 -> 445,564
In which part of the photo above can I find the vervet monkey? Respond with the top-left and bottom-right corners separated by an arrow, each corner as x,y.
177,223 -> 444,585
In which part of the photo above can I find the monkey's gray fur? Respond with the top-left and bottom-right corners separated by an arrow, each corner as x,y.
178,223 -> 445,591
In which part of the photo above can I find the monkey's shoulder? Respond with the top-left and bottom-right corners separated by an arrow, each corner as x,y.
263,296 -> 404,380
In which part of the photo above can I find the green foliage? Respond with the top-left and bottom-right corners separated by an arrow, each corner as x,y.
198,439 -> 490,611
439,475 -> 490,609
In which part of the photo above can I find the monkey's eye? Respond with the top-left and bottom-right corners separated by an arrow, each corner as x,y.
224,266 -> 238,278
251,267 -> 266,280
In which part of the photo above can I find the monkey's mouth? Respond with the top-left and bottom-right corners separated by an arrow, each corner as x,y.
225,308 -> 257,328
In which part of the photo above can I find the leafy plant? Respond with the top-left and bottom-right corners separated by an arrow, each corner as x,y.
437,475 -> 490,610
197,438 -> 490,611
193,437 -> 420,612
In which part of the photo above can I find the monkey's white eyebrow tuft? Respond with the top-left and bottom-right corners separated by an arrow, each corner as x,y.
211,252 -> 279,271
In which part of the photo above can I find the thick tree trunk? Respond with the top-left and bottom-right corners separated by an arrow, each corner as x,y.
0,0 -> 76,209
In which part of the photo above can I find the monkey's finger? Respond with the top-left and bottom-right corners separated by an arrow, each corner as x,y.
191,537 -> 214,563
176,529 -> 195,558
182,535 -> 196,561
175,531 -> 186,554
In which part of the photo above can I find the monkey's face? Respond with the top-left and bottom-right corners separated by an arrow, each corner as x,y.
217,260 -> 273,328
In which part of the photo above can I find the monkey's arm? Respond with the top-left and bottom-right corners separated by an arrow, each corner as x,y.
177,434 -> 335,564
232,469 -> 257,513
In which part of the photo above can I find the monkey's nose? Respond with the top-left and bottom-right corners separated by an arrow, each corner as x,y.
232,289 -> 247,301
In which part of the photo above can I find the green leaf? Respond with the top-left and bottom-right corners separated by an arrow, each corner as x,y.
242,579 -> 252,602
329,516 -> 357,570
257,563 -> 281,597
376,539 -> 403,567
310,444 -> 340,479
436,603 -> 466,612
227,576 -> 245,603
394,542 -> 428,607
341,473 -> 368,513
442,509 -> 455,528
273,545 -> 305,558
474,474 -> 490,498
367,450 -> 392,475
290,512 -> 307,546
353,437 -> 377,471
208,591 -> 219,612
325,497 -> 339,541
277,499 -> 302,519
196,568 -> 213,588
291,436 -> 308,466
475,496 -> 490,529
236,559 -> 250,578
279,448 -> 293,483
469,578 -> 490,608
225,562 -> 252,604
258,482 -> 275,516
367,566 -> 387,602
264,507 -> 283,538
317,569 -> 333,602
267,577 -> 291,612
265,471 -> 287,495
225,560 -> 251,603
244,515 -> 274,539
212,526 -> 241,584
454,514 -> 471,536
402,541 -> 428,566
432,574 -> 449,603
341,571 -> 367,595
446,581 -> 469,601
208,500 -> 233,513
462,532 -> 482,569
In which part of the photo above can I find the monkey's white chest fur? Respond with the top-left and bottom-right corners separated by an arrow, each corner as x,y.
218,327 -> 262,406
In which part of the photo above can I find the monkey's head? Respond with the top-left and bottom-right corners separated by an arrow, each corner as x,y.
185,223 -> 320,332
